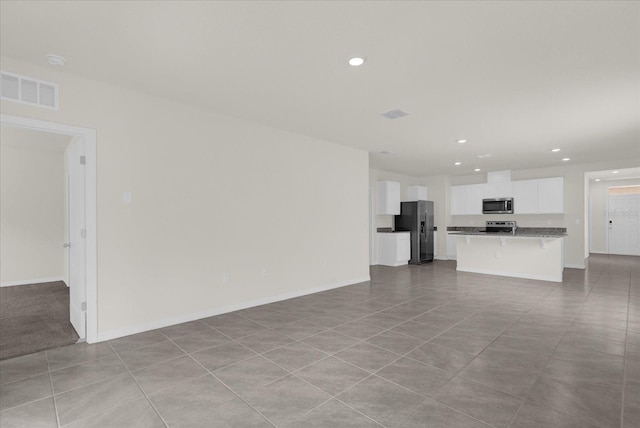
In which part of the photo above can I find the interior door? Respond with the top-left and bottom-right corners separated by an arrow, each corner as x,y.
608,193 -> 640,256
66,139 -> 86,339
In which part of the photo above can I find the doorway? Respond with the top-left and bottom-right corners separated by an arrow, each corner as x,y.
0,114 -> 97,345
607,189 -> 640,256
586,167 -> 640,256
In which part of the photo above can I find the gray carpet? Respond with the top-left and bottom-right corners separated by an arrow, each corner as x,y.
0,281 -> 79,360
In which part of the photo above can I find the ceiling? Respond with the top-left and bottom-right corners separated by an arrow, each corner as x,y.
0,126 -> 72,153
586,167 -> 640,182
1,1 -> 638,176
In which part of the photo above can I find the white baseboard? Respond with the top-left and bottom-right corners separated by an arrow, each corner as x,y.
456,267 -> 562,283
589,250 -> 607,255
96,275 -> 371,343
0,276 -> 65,287
564,263 -> 586,269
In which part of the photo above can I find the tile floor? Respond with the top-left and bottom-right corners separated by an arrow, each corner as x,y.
1,254 -> 638,427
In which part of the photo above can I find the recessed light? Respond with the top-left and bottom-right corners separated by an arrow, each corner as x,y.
454,161 -> 462,166
474,168 -> 481,172
378,150 -> 392,155
457,139 -> 467,144
348,57 -> 366,66
595,179 -> 601,182
612,170 -> 619,174
551,148 -> 560,152
562,158 -> 570,162
46,54 -> 67,67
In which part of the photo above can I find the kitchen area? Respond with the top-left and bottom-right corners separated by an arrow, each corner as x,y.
373,169 -> 568,282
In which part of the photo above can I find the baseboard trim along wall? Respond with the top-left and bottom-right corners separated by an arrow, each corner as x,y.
564,263 -> 587,269
0,276 -> 65,287
97,275 -> 371,343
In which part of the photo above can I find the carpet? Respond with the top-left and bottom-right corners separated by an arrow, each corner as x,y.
0,281 -> 79,360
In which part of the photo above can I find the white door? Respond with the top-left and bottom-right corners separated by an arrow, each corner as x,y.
608,193 -> 640,256
65,139 -> 86,339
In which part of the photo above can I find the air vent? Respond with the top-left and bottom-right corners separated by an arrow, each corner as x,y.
381,109 -> 408,119
1,70 -> 58,109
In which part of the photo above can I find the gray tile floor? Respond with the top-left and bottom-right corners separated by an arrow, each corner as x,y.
1,254 -> 638,427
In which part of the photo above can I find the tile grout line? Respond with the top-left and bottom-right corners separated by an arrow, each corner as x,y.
506,261 -> 606,428
171,326 -> 399,427
45,350 -> 63,428
165,335 -> 280,428
105,341 -> 171,428
620,267 -> 632,428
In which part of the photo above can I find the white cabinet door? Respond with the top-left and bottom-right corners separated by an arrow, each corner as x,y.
451,185 -> 467,215
396,234 -> 411,261
377,181 -> 400,215
484,182 -> 513,199
377,233 -> 410,266
466,184 -> 484,215
447,234 -> 458,260
538,177 -> 564,214
451,184 -> 484,215
512,179 -> 538,214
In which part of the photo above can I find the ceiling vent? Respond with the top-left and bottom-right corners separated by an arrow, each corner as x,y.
1,70 -> 58,110
381,109 -> 408,119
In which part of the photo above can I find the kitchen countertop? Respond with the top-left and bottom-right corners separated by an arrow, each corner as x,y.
447,226 -> 566,238
377,227 -> 437,233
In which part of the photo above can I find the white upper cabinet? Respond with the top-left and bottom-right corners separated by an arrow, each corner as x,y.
512,179 -> 538,214
451,177 -> 564,215
537,177 -> 564,214
451,185 -> 467,215
466,184 -> 485,215
377,181 -> 400,215
483,182 -> 513,199
451,183 -> 483,215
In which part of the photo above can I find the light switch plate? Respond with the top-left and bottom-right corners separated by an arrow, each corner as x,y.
123,192 -> 132,205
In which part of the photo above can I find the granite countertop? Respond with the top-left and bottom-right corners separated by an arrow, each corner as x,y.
447,226 -> 567,238
377,227 -> 438,233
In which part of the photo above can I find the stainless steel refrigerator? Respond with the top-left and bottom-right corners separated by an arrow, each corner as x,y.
394,200 -> 434,264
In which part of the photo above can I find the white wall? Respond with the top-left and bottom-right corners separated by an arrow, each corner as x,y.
0,128 -> 69,284
589,178 -> 640,253
0,56 -> 370,339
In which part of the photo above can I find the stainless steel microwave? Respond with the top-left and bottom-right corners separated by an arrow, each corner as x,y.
482,198 -> 514,214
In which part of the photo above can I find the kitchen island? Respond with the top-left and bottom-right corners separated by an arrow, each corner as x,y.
450,228 -> 567,282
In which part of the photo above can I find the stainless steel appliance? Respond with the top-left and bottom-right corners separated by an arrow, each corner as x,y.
482,197 -> 514,214
482,220 -> 518,234
394,200 -> 434,264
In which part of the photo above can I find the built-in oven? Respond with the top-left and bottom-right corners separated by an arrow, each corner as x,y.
482,198 -> 514,214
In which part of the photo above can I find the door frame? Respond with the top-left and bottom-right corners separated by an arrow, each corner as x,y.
1,113 -> 98,343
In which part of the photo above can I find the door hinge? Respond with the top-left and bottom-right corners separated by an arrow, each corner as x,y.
80,229 -> 86,238
80,155 -> 86,165
81,301 -> 87,311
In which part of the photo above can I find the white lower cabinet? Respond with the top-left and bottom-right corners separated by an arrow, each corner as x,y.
447,234 -> 458,260
378,232 -> 411,266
